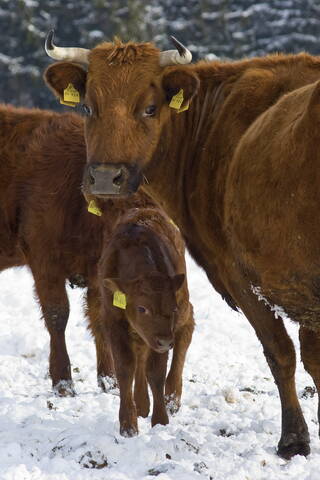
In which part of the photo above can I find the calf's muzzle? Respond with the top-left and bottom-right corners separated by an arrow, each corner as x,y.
83,163 -> 142,196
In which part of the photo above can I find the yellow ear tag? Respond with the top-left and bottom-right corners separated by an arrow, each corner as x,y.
169,89 -> 184,110
60,99 -> 76,108
63,83 -> 80,104
88,200 -> 102,216
113,291 -> 127,309
177,101 -> 189,113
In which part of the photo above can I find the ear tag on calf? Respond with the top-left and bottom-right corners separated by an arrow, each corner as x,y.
169,89 -> 184,110
60,99 -> 76,107
88,200 -> 102,216
63,83 -> 80,104
113,291 -> 127,310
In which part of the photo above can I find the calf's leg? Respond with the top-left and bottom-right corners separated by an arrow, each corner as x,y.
146,351 -> 169,427
86,287 -> 116,391
110,321 -> 138,436
134,346 -> 150,418
32,266 -> 74,396
165,316 -> 194,414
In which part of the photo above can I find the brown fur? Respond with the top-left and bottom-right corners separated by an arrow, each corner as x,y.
44,41 -> 320,457
0,104 -> 105,394
98,205 -> 194,436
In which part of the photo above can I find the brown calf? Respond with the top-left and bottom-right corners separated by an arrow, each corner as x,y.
96,202 -> 194,436
44,35 -> 320,457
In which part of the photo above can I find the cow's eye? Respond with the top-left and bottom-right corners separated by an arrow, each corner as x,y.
82,104 -> 93,116
143,105 -> 156,117
137,305 -> 148,314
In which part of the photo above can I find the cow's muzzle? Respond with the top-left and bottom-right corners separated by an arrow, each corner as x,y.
83,163 -> 143,197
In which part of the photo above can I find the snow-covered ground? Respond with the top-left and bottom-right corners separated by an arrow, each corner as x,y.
0,253 -> 319,480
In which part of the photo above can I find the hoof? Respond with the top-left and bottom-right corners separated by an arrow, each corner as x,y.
53,380 -> 76,397
120,425 -> 138,437
277,434 -> 310,459
98,375 -> 118,393
68,274 -> 87,289
165,393 -> 180,415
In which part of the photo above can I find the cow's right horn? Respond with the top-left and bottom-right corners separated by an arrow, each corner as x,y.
159,36 -> 192,67
45,30 -> 90,65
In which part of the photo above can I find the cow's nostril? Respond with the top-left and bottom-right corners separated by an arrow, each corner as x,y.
113,170 -> 124,187
89,172 -> 95,185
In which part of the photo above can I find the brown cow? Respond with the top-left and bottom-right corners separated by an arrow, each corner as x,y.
0,104 -> 106,395
97,203 -> 194,436
44,34 -> 320,458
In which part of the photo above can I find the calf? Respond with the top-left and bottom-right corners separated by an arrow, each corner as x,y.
95,202 -> 194,436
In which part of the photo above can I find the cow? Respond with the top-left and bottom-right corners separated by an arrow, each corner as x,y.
97,201 -> 194,436
0,104 -> 106,395
43,32 -> 320,458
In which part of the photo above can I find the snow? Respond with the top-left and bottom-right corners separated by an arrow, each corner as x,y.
0,254 -> 320,479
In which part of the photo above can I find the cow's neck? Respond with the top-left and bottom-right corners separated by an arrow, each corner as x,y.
142,75 -> 239,307
143,77 -> 226,246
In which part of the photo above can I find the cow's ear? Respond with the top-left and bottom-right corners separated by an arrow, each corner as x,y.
44,62 -> 87,102
172,273 -> 185,291
162,68 -> 200,111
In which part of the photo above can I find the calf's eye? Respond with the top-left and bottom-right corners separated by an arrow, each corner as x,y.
137,305 -> 148,314
143,105 -> 156,117
82,104 -> 93,116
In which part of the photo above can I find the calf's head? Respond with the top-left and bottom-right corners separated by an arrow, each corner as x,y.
103,272 -> 185,353
44,31 -> 199,198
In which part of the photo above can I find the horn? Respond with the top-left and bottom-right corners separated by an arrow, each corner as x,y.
159,36 -> 192,67
45,29 -> 90,65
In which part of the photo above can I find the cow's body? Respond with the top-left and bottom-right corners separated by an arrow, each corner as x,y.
0,105 -> 106,394
97,203 -> 194,436
44,41 -> 320,457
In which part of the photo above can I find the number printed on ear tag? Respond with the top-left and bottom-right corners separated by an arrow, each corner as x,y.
169,89 -> 184,109
63,83 -> 80,103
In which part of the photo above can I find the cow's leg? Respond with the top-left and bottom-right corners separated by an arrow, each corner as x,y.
236,289 -> 309,459
86,287 -> 116,391
111,322 -> 138,436
165,319 -> 194,414
32,266 -> 74,396
146,351 -> 169,427
299,326 -> 320,434
134,346 -> 150,417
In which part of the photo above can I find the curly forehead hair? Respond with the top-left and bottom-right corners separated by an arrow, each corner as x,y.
90,38 -> 160,66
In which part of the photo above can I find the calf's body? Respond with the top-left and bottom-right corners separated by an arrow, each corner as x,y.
98,204 -> 194,436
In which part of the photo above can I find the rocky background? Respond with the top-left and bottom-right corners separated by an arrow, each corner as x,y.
1,0 -> 319,109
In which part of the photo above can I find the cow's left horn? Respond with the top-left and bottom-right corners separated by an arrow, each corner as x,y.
159,36 -> 192,67
45,29 -> 90,65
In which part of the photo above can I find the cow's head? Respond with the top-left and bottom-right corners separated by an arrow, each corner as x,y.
103,272 -> 185,353
44,31 -> 199,198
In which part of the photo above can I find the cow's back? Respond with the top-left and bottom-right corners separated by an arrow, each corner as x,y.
13,111 -> 104,280
225,79 -> 320,327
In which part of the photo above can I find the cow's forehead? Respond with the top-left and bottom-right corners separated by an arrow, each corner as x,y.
87,41 -> 161,81
86,44 -> 162,104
